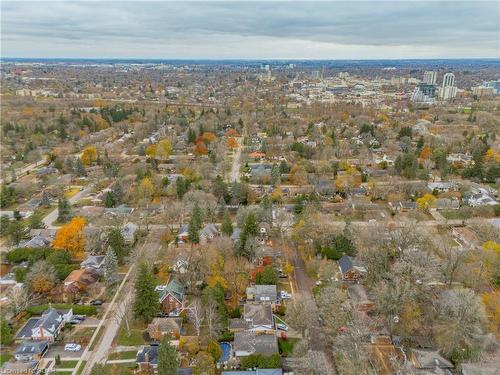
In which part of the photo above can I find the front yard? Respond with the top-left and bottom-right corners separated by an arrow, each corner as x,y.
116,320 -> 148,346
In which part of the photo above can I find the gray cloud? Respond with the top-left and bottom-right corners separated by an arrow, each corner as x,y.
1,1 -> 499,58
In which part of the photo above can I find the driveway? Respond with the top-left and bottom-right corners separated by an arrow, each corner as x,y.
42,187 -> 91,229
45,344 -> 85,359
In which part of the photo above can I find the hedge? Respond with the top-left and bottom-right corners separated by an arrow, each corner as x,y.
240,353 -> 281,369
27,304 -> 97,316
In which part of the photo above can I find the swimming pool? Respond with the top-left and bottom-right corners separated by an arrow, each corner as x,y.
219,342 -> 231,363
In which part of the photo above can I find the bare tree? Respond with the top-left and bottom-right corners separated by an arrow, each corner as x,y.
8,285 -> 31,317
204,301 -> 222,340
286,293 -> 317,339
187,300 -> 204,337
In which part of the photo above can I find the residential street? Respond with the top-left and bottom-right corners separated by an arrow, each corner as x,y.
42,187 -> 92,229
229,137 -> 242,183
75,229 -> 164,375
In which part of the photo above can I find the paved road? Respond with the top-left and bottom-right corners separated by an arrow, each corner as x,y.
76,230 -> 163,375
42,187 -> 92,229
0,156 -> 48,184
229,138 -> 242,183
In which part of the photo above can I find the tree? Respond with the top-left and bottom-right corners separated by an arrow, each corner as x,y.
416,193 -> 436,211
41,191 -> 51,207
176,177 -> 188,199
207,340 -> 223,362
0,185 -> 17,208
205,301 -> 223,340
435,288 -> 486,360
227,137 -> 238,149
157,335 -> 179,375
26,260 -> 57,293
75,158 -> 86,176
156,139 -> 173,160
193,141 -> 208,155
256,266 -> 279,285
133,263 -> 160,323
0,317 -> 13,346
103,249 -> 118,285
188,203 -> 202,244
286,293 -> 317,338
52,217 -> 86,260
188,300 -> 204,336
137,176 -> 155,203
81,146 -> 98,166
221,211 -> 233,236
28,212 -> 45,229
6,220 -> 27,245
57,197 -> 72,223
193,351 -> 216,375
104,191 -> 117,208
107,228 -> 128,263
8,285 -> 31,316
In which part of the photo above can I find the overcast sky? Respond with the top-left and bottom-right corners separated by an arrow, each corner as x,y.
1,1 -> 499,59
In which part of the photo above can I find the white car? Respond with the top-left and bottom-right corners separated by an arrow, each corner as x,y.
64,343 -> 81,352
277,323 -> 289,331
280,291 -> 292,299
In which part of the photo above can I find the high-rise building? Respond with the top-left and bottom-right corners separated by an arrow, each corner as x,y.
442,73 -> 455,88
439,72 -> 457,100
423,71 -> 437,85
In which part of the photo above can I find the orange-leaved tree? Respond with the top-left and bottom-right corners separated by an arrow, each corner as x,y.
226,137 -> 238,149
52,216 -> 86,260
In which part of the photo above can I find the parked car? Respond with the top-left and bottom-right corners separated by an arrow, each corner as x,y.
73,315 -> 86,321
89,299 -> 103,306
280,291 -> 292,299
277,323 -> 289,331
64,344 -> 81,352
69,319 -> 82,325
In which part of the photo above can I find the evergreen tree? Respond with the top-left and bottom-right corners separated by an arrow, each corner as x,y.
221,210 -> 233,237
188,203 -> 202,244
133,263 -> 160,323
157,335 -> 179,375
57,197 -> 72,223
41,191 -> 51,207
6,221 -> 27,245
176,177 -> 188,199
75,158 -> 86,177
107,228 -> 128,263
103,248 -> 118,285
104,191 -> 116,208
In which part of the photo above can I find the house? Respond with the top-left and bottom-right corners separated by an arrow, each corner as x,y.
389,200 -> 416,212
177,224 -> 189,243
246,285 -> 277,305
338,255 -> 367,281
233,331 -> 278,357
158,279 -> 185,315
14,341 -> 49,361
63,269 -> 99,298
80,255 -> 105,273
18,235 -> 51,248
452,227 -> 479,248
121,222 -> 138,244
435,198 -> 460,210
463,192 -> 497,207
410,349 -> 454,371
172,254 -> 189,274
249,151 -> 266,161
200,223 -> 219,244
230,227 -> 241,242
16,308 -> 73,342
104,204 -> 134,216
147,318 -> 182,341
427,182 -> 455,193
316,179 -> 334,197
136,345 -> 158,374
0,360 -> 38,374
243,303 -> 274,332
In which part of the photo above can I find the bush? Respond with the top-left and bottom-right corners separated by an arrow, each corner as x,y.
27,304 -> 97,316
6,247 -> 52,263
54,264 -> 79,280
14,267 -> 28,282
240,353 -> 281,369
217,331 -> 234,342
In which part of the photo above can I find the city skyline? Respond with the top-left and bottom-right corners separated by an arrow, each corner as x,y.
1,1 -> 499,59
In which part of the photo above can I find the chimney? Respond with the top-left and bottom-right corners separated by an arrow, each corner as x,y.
144,351 -> 149,363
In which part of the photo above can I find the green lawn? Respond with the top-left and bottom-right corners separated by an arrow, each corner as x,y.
0,353 -> 12,366
108,351 -> 137,360
75,361 -> 87,375
57,360 -> 79,369
116,321 -> 147,346
278,337 -> 298,356
103,363 -> 136,374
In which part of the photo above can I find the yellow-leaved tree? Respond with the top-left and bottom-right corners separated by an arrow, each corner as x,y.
52,217 -> 86,260
416,193 -> 436,211
81,146 -> 98,166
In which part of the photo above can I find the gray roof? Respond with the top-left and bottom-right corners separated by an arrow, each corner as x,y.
136,345 -> 158,365
243,304 -> 274,327
338,255 -> 367,276
15,340 -> 48,356
16,308 -> 68,339
233,331 -> 278,356
200,223 -> 219,238
80,255 -> 105,268
246,285 -> 277,302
